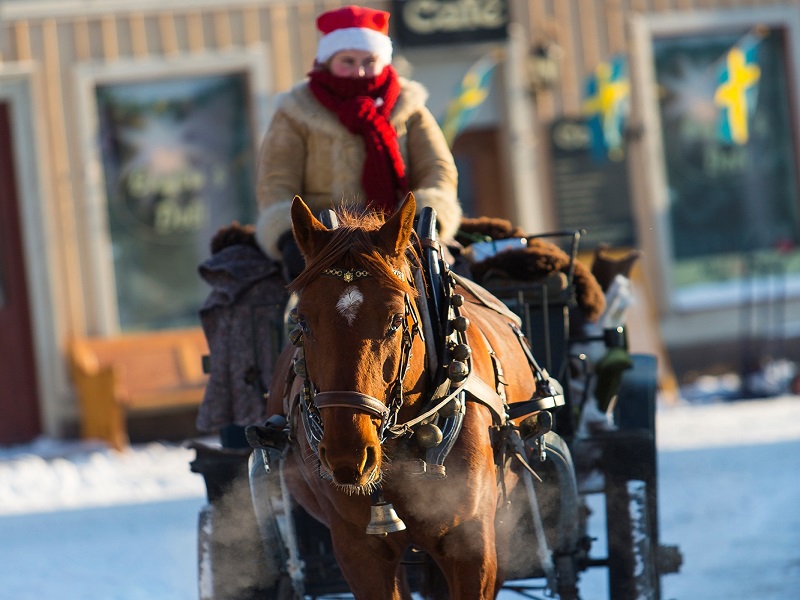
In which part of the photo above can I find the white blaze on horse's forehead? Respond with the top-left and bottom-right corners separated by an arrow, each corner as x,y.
336,285 -> 364,325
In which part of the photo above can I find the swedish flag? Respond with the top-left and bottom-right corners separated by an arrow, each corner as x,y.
440,53 -> 499,147
582,55 -> 629,161
714,33 -> 762,145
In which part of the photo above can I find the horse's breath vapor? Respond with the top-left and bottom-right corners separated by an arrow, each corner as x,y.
336,285 -> 364,325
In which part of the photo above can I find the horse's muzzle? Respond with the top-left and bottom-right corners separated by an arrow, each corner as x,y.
314,391 -> 389,488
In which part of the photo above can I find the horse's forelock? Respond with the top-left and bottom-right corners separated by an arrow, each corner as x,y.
288,211 -> 416,296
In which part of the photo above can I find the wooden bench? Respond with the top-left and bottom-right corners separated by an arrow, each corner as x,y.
68,327 -> 209,450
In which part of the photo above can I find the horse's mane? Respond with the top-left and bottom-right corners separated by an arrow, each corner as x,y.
288,207 -> 418,296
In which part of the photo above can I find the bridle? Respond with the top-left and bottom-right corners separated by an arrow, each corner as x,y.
292,266 -> 423,455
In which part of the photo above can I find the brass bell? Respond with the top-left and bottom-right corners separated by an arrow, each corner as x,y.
365,500 -> 406,535
452,315 -> 469,332
415,423 -> 443,448
451,294 -> 464,307
448,360 -> 469,382
452,343 -> 471,361
439,397 -> 462,418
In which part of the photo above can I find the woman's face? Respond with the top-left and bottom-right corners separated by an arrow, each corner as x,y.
329,50 -> 386,78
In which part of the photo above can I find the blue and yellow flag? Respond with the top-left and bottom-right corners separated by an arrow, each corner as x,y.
714,32 -> 762,145
440,53 -> 499,147
582,55 -> 630,161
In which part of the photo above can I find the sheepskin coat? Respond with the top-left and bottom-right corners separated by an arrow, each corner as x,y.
255,77 -> 461,259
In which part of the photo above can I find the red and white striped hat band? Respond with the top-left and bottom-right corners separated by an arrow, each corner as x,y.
315,5 -> 393,65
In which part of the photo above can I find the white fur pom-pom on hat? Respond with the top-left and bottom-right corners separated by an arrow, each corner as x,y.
315,5 -> 393,65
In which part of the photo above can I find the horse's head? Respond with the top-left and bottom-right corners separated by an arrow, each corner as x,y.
288,194 -> 422,493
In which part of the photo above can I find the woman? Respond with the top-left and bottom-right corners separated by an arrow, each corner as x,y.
254,4 -> 461,279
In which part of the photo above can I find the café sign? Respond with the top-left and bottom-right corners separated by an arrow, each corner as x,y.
392,0 -> 508,47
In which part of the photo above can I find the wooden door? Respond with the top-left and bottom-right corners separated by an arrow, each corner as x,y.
0,102 -> 41,444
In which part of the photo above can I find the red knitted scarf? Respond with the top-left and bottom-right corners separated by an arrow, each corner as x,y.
308,66 -> 408,214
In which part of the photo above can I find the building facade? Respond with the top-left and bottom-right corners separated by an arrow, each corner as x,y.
1,0 -> 799,441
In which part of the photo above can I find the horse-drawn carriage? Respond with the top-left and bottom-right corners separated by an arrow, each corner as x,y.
191,196 -> 681,600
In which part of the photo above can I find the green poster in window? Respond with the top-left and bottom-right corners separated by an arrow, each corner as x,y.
654,28 -> 800,305
96,73 -> 256,331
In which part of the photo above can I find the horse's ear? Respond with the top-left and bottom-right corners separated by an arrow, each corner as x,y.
291,195 -> 328,258
377,193 -> 416,257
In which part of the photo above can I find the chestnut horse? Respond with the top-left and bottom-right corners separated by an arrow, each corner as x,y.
265,194 -> 560,599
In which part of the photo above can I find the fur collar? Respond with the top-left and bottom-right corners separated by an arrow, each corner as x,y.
275,77 -> 430,137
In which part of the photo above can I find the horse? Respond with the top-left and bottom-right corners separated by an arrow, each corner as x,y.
262,193 -> 564,599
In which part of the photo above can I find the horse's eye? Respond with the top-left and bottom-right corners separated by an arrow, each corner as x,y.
387,314 -> 404,336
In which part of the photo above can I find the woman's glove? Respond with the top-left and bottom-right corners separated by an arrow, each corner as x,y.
278,231 -> 305,282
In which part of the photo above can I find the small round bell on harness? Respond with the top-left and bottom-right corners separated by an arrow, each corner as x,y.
414,423 -> 443,448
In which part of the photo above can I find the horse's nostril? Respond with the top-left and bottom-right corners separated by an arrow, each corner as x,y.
362,445 -> 378,476
318,445 -> 329,471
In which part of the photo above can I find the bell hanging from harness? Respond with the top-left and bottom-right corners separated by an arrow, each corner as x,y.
365,488 -> 406,535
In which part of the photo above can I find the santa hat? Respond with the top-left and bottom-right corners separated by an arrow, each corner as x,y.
315,5 -> 393,65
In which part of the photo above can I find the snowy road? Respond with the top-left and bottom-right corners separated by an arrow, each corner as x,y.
1,396 -> 799,599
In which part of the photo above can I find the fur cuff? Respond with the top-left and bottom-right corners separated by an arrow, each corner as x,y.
255,200 -> 293,260
412,187 -> 462,242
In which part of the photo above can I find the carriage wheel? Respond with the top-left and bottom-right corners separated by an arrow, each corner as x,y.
605,474 -> 659,600
604,354 -> 663,600
602,427 -> 661,600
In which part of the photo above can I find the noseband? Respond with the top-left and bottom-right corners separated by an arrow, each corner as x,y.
291,266 -> 421,454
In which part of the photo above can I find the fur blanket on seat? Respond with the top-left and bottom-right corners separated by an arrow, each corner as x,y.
207,217 -> 607,324
456,217 -> 606,322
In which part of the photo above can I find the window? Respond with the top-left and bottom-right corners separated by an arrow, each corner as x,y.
94,72 -> 256,331
653,26 -> 800,307
629,7 -> 800,314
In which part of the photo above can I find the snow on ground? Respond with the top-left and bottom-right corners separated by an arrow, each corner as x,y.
0,439 -> 205,516
1,396 -> 799,599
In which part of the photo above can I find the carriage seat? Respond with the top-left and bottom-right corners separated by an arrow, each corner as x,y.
68,328 -> 209,450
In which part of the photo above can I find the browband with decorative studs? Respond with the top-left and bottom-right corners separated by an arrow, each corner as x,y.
322,267 -> 405,283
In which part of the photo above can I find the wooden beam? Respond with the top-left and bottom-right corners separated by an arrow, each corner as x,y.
159,12 -> 179,56
14,20 -> 32,61
101,15 -> 119,62
130,12 -> 148,58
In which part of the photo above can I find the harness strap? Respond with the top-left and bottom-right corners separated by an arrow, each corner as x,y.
386,379 -> 465,437
314,391 -> 391,420
461,326 -> 509,424
463,375 -> 508,424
